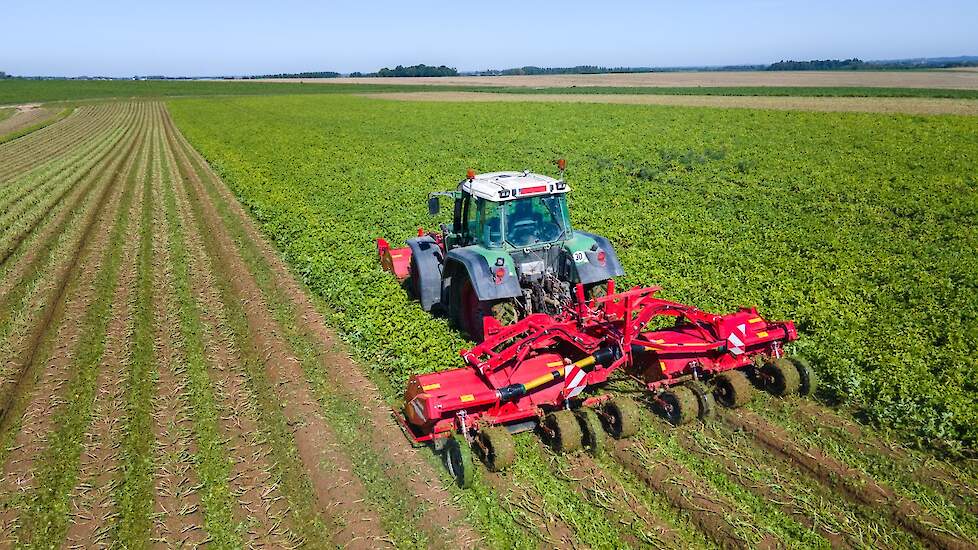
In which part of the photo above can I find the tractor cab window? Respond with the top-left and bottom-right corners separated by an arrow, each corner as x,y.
504,194 -> 571,247
459,193 -> 503,248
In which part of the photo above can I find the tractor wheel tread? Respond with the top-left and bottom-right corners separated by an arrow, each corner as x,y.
661,386 -> 698,426
545,410 -> 583,453
713,369 -> 754,408
478,426 -> 516,471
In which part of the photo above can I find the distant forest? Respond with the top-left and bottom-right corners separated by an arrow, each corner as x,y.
245,71 -> 340,79
767,57 -> 978,71
349,64 -> 458,77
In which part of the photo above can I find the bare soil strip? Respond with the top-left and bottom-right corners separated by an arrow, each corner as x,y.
170,115 -> 481,546
721,409 -> 977,550
164,116 -> 392,548
290,70 -> 978,89
363,91 -> 978,116
0,105 -> 55,137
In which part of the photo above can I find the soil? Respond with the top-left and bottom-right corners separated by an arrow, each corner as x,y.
259,70 -> 978,90
0,104 -> 54,137
363,91 -> 978,116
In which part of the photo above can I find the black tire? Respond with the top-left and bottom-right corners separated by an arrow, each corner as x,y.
713,370 -> 753,408
407,255 -> 422,300
443,435 -> 473,489
602,397 -> 640,439
575,408 -> 605,455
660,386 -> 698,426
544,410 -> 583,453
478,426 -> 516,472
789,357 -> 818,397
450,273 -> 517,341
763,358 -> 801,397
685,381 -> 716,420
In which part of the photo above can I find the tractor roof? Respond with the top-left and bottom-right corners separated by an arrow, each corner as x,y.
460,171 -> 568,202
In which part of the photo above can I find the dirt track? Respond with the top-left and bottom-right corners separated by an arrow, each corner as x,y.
258,69 -> 978,89
364,91 -> 978,115
0,104 -> 55,136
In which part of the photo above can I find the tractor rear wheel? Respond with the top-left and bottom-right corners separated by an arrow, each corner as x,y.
575,408 -> 605,455
407,255 -> 422,299
443,435 -> 474,489
789,357 -> 818,397
661,386 -> 698,426
602,397 -> 640,439
713,370 -> 753,408
478,427 -> 516,472
452,275 -> 517,341
763,358 -> 801,397
545,410 -> 583,453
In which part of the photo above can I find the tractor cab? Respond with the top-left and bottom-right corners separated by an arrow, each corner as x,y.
379,164 -> 624,341
435,170 -> 573,251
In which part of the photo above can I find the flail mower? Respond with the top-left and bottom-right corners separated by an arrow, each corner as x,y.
378,164 -> 814,488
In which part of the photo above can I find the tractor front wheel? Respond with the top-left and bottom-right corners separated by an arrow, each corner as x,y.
544,410 -> 583,453
477,427 -> 516,472
452,275 -> 517,342
443,435 -> 474,489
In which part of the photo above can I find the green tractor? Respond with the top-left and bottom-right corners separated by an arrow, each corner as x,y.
377,165 -> 624,340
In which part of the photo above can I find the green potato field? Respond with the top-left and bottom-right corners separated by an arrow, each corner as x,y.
169,94 -> 978,453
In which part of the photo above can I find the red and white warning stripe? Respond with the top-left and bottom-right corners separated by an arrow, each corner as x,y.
727,323 -> 748,356
563,365 -> 587,398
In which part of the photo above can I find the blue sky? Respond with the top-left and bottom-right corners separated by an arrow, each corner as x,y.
3,1 -> 977,77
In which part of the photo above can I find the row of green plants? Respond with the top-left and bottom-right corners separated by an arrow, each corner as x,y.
168,94 -> 978,454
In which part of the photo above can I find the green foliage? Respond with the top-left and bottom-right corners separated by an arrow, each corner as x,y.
168,95 -> 978,453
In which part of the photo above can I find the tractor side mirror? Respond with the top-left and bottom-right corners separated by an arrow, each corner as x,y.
427,196 -> 440,216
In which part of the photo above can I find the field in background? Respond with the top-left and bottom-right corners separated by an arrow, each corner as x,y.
367,90 -> 978,115
5,77 -> 978,107
274,69 -> 978,89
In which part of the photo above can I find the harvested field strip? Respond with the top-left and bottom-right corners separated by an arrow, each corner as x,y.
719,408 -> 977,550
10,104 -> 147,546
0,107 -> 72,146
166,118 -> 387,547
157,112 -> 293,546
168,115 -> 505,547
0,105 -> 144,424
114,105 -> 161,544
749,398 -> 978,537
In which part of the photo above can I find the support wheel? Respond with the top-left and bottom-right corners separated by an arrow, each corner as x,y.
713,370 -> 753,408
602,397 -> 640,439
763,358 -> 801,397
789,357 -> 818,397
661,386 -> 698,426
544,410 -> 583,453
575,408 -> 605,455
477,427 -> 516,472
685,381 -> 716,420
443,435 -> 474,489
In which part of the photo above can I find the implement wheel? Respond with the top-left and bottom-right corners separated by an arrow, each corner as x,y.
763,358 -> 801,397
602,397 -> 640,439
477,427 -> 516,472
661,386 -> 698,426
789,357 -> 818,397
685,381 -> 716,420
443,435 -> 474,489
713,370 -> 753,408
545,410 -> 583,453
576,408 -> 606,456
